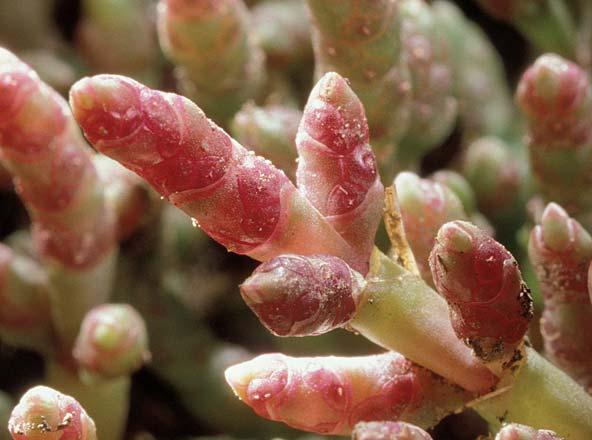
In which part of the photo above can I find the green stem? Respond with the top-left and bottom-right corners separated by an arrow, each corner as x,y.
349,249 -> 495,393
472,347 -> 592,438
47,249 -> 118,350
46,361 -> 130,440
515,0 -> 577,58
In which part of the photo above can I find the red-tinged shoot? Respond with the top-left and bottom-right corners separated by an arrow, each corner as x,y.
0,48 -> 114,269
529,203 -> 592,391
240,254 -> 365,336
430,221 -> 533,362
73,304 -> 150,379
496,423 -> 563,440
70,74 -> 364,272
352,421 -> 432,440
297,72 -> 384,264
225,352 -> 469,435
517,54 -> 590,145
395,172 -> 467,286
8,386 -> 97,440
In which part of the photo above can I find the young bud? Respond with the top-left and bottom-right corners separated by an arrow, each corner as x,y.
395,172 -> 467,286
352,421 -> 432,440
297,72 -> 384,263
495,423 -> 563,440
462,136 -> 524,218
8,386 -> 97,440
240,254 -> 365,336
225,352 -> 469,435
529,203 -> 592,390
430,221 -> 533,362
73,304 -> 150,379
517,54 -> 588,127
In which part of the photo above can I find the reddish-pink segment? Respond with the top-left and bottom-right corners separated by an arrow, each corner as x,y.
430,221 -> 532,360
225,352 -> 458,436
9,386 -> 96,440
0,48 -> 114,269
70,74 -> 363,270
530,203 -> 592,391
516,54 -> 590,147
240,254 -> 365,336
297,72 -> 384,266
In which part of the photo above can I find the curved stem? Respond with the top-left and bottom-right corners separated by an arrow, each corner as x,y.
472,347 -> 592,438
349,249 -> 496,393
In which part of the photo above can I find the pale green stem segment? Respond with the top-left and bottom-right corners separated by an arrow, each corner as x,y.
46,361 -> 130,440
349,248 -> 496,394
47,249 -> 118,350
514,0 -> 577,59
472,347 -> 592,438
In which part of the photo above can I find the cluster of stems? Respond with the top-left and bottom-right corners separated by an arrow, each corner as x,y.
4,1 -> 592,439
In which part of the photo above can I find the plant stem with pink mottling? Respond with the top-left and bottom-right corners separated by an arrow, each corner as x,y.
0,48 -> 117,349
516,54 -> 592,228
70,74 -> 366,273
296,72 -> 384,264
529,203 -> 592,392
225,351 -> 469,435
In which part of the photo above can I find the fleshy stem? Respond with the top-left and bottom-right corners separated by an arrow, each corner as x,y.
528,203 -> 592,392
305,0 -> 412,171
241,250 -> 496,393
296,72 -> 384,264
0,48 -> 117,349
476,0 -> 577,59
516,53 -> 592,229
157,0 -> 266,125
225,351 -> 470,435
396,0 -> 457,167
69,74 -> 366,273
432,1 -> 516,142
77,0 -> 159,84
0,242 -> 52,352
